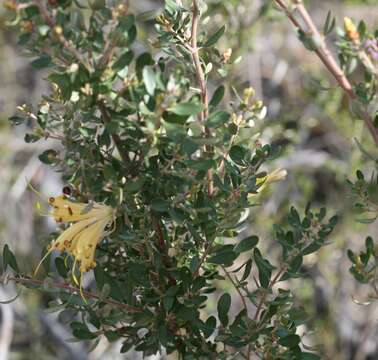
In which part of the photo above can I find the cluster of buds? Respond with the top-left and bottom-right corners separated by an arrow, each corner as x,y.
53,25 -> 63,35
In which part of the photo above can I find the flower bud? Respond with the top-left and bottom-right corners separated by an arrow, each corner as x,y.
344,17 -> 360,43
222,48 -> 232,63
54,26 -> 63,35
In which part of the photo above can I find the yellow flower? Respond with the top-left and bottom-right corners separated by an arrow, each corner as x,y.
34,193 -> 115,279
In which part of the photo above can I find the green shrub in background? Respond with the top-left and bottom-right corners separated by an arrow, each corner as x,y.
1,0 -> 378,359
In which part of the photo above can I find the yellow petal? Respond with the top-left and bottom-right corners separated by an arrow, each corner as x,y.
33,217 -> 98,276
265,168 -> 287,184
52,217 -> 98,253
71,217 -> 112,273
49,195 -> 112,223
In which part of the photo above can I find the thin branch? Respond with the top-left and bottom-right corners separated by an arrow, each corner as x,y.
193,237 -> 215,278
221,266 -> 252,359
152,217 -> 177,286
274,0 -> 378,146
191,0 -> 214,196
253,266 -> 286,322
221,266 -> 249,312
191,0 -> 209,121
2,276 -> 142,312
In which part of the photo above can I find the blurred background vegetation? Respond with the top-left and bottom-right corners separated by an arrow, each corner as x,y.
0,0 -> 377,359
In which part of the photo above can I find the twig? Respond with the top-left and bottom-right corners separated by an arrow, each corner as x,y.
191,0 -> 209,122
191,0 -> 214,196
193,237 -> 215,277
98,100 -> 132,166
253,265 -> 286,322
2,276 -> 142,312
152,217 -> 177,286
221,266 -> 252,359
274,0 -> 378,146
221,265 -> 249,313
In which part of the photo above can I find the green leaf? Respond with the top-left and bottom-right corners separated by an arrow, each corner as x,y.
142,66 -> 156,95
136,52 -> 154,78
119,14 -> 135,31
366,236 -> 374,253
48,73 -> 71,100
94,266 -> 106,290
278,334 -> 301,348
151,199 -> 169,212
71,322 -> 97,340
356,170 -> 364,180
105,331 -> 120,342
163,111 -> 189,125
9,115 -> 25,126
176,305 -> 197,322
112,50 -> 133,71
234,235 -> 259,253
253,248 -> 272,288
3,245 -> 19,272
204,25 -> 226,47
217,293 -> 231,327
31,54 -> 52,69
209,85 -> 225,108
241,259 -> 253,281
289,255 -> 303,274
72,328 -> 97,340
208,249 -> 238,266
288,207 -> 301,227
163,296 -> 174,312
55,257 -> 68,278
229,145 -> 246,165
169,102 -> 203,116
169,208 -> 187,224
358,20 -> 366,39
203,316 -> 217,338
205,111 -> 230,128
124,177 -> 146,193
157,325 -> 168,347
323,11 -> 335,36
187,159 -> 215,171
302,241 -> 322,255
120,340 -> 133,353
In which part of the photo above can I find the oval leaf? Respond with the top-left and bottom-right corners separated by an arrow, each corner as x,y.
217,293 -> 231,327
234,235 -> 259,253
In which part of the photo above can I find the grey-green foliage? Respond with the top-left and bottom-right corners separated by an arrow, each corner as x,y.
2,1 -> 338,359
